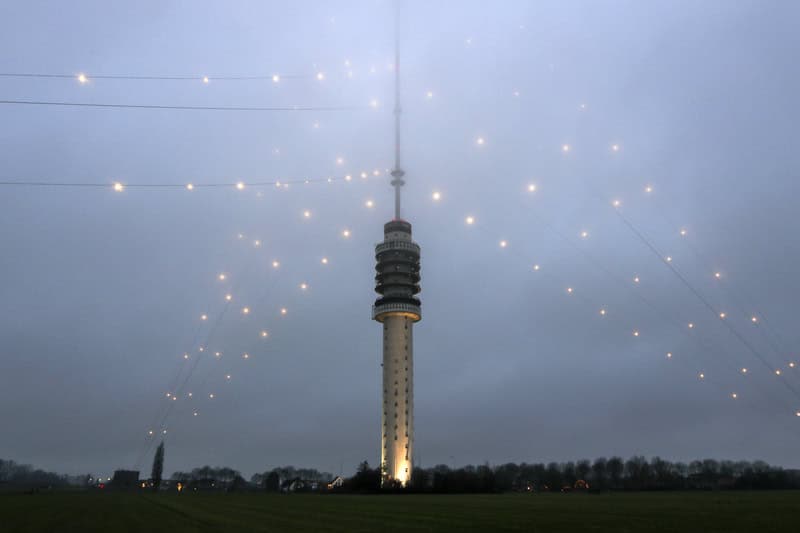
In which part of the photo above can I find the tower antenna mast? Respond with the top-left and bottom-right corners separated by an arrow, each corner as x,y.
390,1 -> 405,220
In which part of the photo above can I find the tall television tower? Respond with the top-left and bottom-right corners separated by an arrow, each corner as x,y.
372,7 -> 421,488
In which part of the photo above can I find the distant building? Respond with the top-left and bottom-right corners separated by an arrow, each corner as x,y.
280,478 -> 329,493
110,470 -> 139,490
327,476 -> 344,490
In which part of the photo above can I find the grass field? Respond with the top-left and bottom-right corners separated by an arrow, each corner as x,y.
2,491 -> 798,532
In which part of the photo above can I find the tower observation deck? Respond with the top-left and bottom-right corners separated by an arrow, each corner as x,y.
372,8 -> 420,487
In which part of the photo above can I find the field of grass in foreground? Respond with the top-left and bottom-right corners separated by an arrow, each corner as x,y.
2,491 -> 799,532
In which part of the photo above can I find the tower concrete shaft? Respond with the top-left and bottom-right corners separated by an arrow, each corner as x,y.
373,220 -> 420,486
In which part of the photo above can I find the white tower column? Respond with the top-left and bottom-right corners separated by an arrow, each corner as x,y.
381,314 -> 414,484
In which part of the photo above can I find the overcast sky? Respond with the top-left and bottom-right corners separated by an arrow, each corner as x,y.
2,0 -> 800,479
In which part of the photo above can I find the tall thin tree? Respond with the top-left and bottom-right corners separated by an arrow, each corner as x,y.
151,441 -> 164,491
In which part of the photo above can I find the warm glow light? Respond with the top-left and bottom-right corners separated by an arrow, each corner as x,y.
242,353 -> 250,359
113,182 -> 124,192
209,393 -> 215,399
741,367 -> 748,374
214,352 -> 221,358
77,73 -> 88,84
699,373 -> 705,379
633,276 -> 640,283
253,240 -> 261,247
148,430 -> 154,435
342,229 -> 351,238
465,216 -> 475,225
432,191 -> 441,201
360,171 -> 368,179
236,181 -> 245,190
533,264 -> 540,271
600,308 -> 607,316
272,260 -> 280,268
242,307 -> 250,315
426,90 -> 434,99
731,393 -> 738,399
476,136 -> 486,146
336,157 -> 344,165
321,257 -> 329,264
790,362 -> 796,368
719,312 -> 726,319
200,314 -> 207,321
272,74 -> 280,83
186,183 -> 194,191
499,240 -> 508,248
365,199 -> 374,208
688,323 -> 694,329
369,99 -> 379,108
567,287 -> 574,294
202,76 -> 209,84
561,144 -> 570,152
580,231 -> 589,239
303,210 -> 311,218
611,144 -> 620,152
226,374 -> 231,380
680,228 -> 688,236
316,72 -> 325,81
300,283 -> 308,290
218,273 -> 226,281
665,256 -> 672,262
715,272 -> 722,279
633,330 -> 639,337
751,316 -> 758,323
225,294 -> 232,301
775,369 -> 782,375
280,308 -> 288,315
260,331 -> 268,338
528,184 -> 537,192
666,352 -> 672,359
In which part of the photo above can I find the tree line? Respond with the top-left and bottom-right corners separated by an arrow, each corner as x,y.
4,455 -> 798,492
0,459 -> 89,489
399,457 -> 800,493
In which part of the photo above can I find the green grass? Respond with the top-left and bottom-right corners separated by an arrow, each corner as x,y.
2,491 -> 798,532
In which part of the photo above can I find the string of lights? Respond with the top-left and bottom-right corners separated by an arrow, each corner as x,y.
517,197 -> 756,386
0,72 -> 311,81
464,202 -> 798,415
466,217 -> 779,411
622,180 -> 796,372
0,170 -> 385,190
612,206 -> 800,401
0,99 -> 367,112
528,142 -> 800,403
